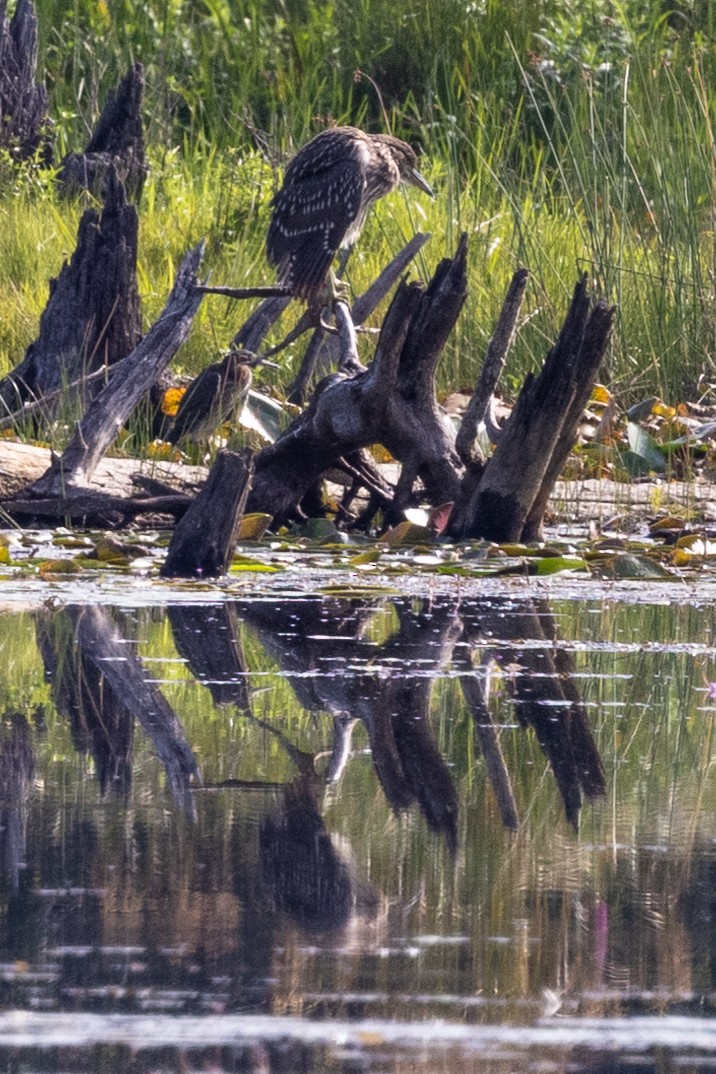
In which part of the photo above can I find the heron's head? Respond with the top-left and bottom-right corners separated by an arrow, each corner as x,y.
378,135 -> 434,198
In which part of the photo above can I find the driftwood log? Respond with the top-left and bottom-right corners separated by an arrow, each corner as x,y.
2,242 -> 205,525
0,0 -> 49,162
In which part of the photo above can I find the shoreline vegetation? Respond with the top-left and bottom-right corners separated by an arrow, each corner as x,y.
1,1 -> 715,433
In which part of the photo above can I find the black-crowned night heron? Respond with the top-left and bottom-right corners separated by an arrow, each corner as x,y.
266,126 -> 433,303
166,349 -> 254,445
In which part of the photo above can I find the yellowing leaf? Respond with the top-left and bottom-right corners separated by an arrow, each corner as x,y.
591,383 -> 612,404
380,521 -> 433,547
369,443 -> 395,463
161,386 -> 186,416
238,513 -> 273,541
37,559 -> 83,578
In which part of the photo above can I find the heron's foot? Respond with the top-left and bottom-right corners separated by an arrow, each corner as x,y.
324,268 -> 351,307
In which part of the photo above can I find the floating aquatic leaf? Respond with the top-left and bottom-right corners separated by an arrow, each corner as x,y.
626,422 -> 667,472
535,555 -> 589,576
649,516 -> 687,535
349,549 -> 382,566
238,513 -> 273,541
229,554 -> 282,573
299,517 -> 342,542
381,521 -> 433,547
595,552 -> 675,579
37,558 -> 83,578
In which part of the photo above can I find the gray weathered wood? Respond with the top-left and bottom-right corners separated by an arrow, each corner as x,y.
58,62 -> 147,201
456,267 -> 529,469
161,448 -> 254,577
27,242 -> 205,495
0,168 -> 141,419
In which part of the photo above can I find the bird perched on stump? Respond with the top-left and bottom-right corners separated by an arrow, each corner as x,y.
266,126 -> 433,303
166,349 -> 255,445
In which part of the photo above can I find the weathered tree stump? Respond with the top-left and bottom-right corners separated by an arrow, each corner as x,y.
161,448 -> 254,578
244,238 -> 468,527
30,241 -> 203,495
238,243 -> 613,542
0,167 -> 141,421
0,0 -> 50,161
459,277 -> 614,542
57,62 -> 147,201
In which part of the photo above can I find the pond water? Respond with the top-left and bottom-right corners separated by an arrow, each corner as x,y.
0,577 -> 715,1072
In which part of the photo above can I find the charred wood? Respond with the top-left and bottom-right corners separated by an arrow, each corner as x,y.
57,62 -> 147,201
0,168 -> 141,421
0,0 -> 50,162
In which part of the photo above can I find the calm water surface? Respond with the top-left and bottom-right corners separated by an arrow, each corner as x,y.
0,587 -> 715,1072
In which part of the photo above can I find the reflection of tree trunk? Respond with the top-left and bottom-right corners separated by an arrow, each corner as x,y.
462,599 -> 605,829
168,603 -> 251,710
36,611 -> 134,796
0,711 -> 34,890
460,670 -> 519,830
37,605 -> 199,810
237,596 -> 460,850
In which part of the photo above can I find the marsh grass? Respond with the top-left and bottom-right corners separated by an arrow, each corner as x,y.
1,1 -> 715,452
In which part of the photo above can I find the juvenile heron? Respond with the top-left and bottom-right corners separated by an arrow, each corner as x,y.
166,349 -> 254,445
266,126 -> 433,303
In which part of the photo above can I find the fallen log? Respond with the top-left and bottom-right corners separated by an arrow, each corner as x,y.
26,241 -> 204,495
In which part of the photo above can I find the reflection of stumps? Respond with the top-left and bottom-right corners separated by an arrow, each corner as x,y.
161,448 -> 254,578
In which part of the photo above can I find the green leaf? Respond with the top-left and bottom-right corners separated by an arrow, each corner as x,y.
626,421 -> 667,472
535,555 -> 589,575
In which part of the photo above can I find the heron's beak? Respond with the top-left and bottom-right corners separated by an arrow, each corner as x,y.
409,167 -> 434,197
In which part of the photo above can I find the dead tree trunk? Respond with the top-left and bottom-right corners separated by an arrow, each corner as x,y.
458,277 -> 614,542
161,448 -> 254,578
20,241 -> 204,498
246,238 -> 468,526
0,168 -> 141,421
58,62 -> 147,201
0,0 -> 50,161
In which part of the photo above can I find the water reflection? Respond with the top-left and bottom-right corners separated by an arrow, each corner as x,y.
0,594 -> 714,1072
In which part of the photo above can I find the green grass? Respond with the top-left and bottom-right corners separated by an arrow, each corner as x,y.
1,0 -> 716,430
